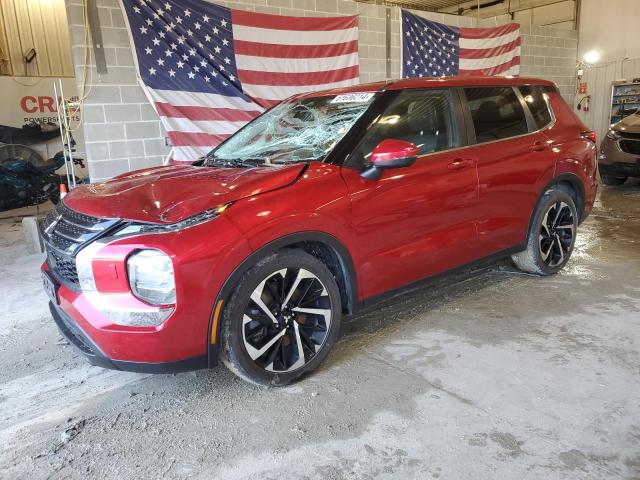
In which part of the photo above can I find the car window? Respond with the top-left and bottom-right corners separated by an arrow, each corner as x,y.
349,89 -> 458,167
464,87 -> 529,143
519,85 -> 553,130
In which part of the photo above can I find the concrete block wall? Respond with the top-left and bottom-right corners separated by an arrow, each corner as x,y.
497,23 -> 578,103
66,0 -> 169,180
65,0 -> 577,181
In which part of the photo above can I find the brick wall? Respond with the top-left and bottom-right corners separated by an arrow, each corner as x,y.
65,0 -> 577,181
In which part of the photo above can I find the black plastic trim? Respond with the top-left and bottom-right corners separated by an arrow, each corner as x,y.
50,302 -> 207,374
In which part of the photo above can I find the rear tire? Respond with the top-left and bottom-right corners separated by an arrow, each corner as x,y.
221,249 -> 342,387
601,175 -> 627,186
511,188 -> 578,275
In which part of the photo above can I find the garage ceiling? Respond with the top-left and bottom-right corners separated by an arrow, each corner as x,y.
354,0 -> 574,15
356,0 -> 466,11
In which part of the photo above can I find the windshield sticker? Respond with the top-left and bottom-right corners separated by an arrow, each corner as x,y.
331,93 -> 375,103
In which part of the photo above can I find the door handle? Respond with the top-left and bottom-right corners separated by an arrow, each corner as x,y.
531,141 -> 547,152
448,158 -> 473,170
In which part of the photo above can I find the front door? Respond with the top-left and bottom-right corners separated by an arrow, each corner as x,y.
340,89 -> 480,301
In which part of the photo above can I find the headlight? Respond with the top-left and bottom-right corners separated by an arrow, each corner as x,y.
114,205 -> 229,238
127,249 -> 176,305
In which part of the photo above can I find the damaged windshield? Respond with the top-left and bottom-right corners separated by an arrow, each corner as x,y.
205,93 -> 376,166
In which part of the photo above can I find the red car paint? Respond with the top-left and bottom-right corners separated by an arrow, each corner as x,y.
42,76 -> 597,370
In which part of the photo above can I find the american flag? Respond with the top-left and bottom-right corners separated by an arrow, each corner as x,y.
121,0 -> 360,162
402,10 -> 520,79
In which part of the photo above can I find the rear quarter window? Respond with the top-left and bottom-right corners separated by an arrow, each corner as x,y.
464,87 -> 529,143
519,85 -> 554,130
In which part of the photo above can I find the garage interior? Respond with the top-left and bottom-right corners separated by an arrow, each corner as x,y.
1,0 -> 639,479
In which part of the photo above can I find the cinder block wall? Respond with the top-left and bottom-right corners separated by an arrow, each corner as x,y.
508,25 -> 578,103
65,0 -> 577,181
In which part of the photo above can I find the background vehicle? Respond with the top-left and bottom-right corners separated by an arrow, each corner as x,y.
599,112 -> 640,185
41,77 -> 598,386
0,145 -> 66,211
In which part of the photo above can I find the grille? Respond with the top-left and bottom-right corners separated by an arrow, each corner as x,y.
41,202 -> 119,289
619,140 -> 640,155
618,131 -> 640,140
47,249 -> 79,286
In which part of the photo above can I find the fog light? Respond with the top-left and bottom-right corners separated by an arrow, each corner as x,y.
127,249 -> 176,305
96,306 -> 173,327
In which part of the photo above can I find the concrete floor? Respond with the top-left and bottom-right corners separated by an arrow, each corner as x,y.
1,183 -> 639,480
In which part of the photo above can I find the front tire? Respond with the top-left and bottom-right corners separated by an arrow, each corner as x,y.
601,175 -> 627,186
221,249 -> 342,386
511,188 -> 578,275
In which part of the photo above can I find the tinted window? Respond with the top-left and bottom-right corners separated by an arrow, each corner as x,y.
350,89 -> 458,167
519,85 -> 553,130
464,87 -> 529,143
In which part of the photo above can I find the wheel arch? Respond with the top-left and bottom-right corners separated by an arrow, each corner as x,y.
527,173 -> 585,237
207,231 -> 358,367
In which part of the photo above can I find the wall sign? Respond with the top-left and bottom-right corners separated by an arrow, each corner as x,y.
0,77 -> 79,128
0,76 -> 83,158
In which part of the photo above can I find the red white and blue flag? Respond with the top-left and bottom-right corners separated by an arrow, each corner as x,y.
402,10 -> 520,78
121,0 -> 360,162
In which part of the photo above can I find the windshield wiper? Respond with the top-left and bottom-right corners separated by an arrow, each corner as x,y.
205,157 -> 264,168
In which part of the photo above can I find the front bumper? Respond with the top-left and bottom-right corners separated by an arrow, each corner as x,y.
599,136 -> 640,177
50,301 -> 207,373
598,160 -> 640,177
41,210 -> 252,372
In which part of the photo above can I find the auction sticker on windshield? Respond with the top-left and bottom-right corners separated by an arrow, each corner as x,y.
331,93 -> 375,103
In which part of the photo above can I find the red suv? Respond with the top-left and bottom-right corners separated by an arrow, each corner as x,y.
41,77 -> 598,385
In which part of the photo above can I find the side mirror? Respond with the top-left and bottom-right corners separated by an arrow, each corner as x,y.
361,139 -> 419,180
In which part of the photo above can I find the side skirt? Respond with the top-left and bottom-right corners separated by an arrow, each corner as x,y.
355,244 -> 525,314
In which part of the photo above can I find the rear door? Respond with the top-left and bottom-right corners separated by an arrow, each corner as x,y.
458,85 -> 556,255
340,89 -> 480,300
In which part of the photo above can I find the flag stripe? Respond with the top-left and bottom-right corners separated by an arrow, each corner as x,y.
459,38 -> 521,60
459,23 -> 519,39
163,117 -> 248,135
147,88 -> 259,113
232,24 -> 358,46
232,9 -> 357,31
459,29 -> 520,49
241,77 -> 360,102
234,39 -> 359,58
235,52 -> 359,73
167,131 -> 231,147
238,65 -> 360,86
459,47 -> 521,70
171,145 -> 214,161
459,56 -> 521,76
155,102 -> 260,122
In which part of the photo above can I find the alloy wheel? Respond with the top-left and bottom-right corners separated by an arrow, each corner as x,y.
242,267 -> 332,373
538,201 -> 575,267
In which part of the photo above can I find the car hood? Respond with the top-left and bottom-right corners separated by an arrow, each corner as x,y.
64,164 -> 306,223
614,113 -> 640,132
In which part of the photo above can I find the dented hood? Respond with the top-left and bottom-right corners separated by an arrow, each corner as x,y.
64,164 -> 305,223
